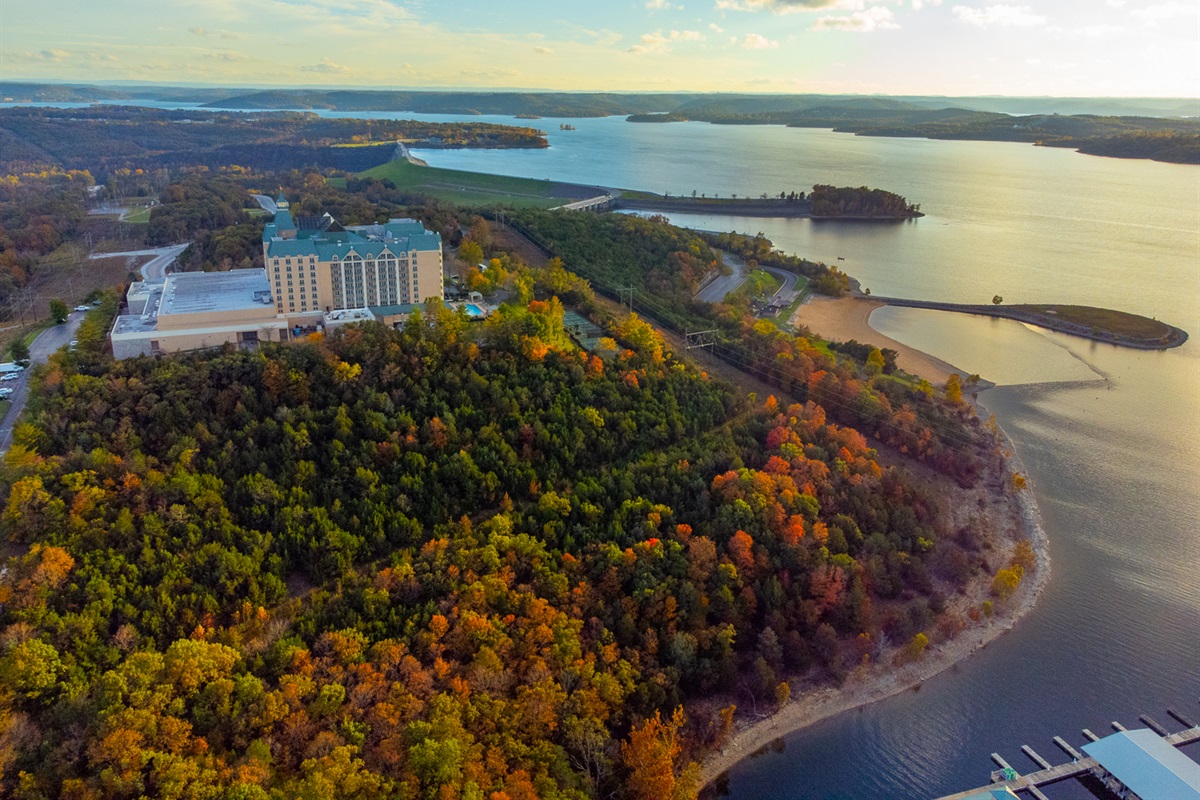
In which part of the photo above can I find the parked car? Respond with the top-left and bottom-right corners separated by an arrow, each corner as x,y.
1,373 -> 20,381
74,305 -> 90,312
0,388 -> 13,397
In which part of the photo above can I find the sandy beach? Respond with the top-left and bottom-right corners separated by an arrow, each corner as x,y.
700,296 -> 1052,789
791,294 -> 962,386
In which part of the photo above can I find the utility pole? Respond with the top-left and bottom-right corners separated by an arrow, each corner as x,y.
685,329 -> 718,353
618,286 -> 634,314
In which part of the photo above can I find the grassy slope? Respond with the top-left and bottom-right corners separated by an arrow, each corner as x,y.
360,159 -> 586,209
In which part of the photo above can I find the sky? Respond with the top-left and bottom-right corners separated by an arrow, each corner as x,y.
2,0 -> 1198,97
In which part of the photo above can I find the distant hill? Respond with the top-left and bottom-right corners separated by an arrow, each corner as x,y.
3,82 -> 1197,119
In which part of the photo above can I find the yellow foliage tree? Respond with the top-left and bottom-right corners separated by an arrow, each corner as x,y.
621,708 -> 700,800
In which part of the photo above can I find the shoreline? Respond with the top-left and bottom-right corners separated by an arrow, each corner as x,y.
790,294 -> 965,386
700,301 -> 1052,790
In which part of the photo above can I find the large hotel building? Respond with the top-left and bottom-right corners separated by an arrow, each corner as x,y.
262,194 -> 444,314
111,196 -> 444,359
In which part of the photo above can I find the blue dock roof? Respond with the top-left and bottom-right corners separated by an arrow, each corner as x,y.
1082,728 -> 1200,800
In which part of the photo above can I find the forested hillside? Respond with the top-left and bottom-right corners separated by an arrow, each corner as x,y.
0,107 -> 547,178
0,284 -> 1002,797
512,211 -> 983,484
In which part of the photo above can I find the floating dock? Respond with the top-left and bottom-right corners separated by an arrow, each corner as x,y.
935,706 -> 1200,800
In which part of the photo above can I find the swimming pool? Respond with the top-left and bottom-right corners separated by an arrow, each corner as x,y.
464,303 -> 486,318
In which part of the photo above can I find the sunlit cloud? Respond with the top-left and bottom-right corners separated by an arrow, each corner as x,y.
40,49 -> 71,62
739,33 -> 779,48
716,0 -> 840,11
628,29 -> 704,53
299,58 -> 352,73
953,4 -> 1047,27
189,27 -> 243,40
534,46 -> 554,54
646,0 -> 682,8
812,7 -> 899,31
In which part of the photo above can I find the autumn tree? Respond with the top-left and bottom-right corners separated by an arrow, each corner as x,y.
621,708 -> 700,800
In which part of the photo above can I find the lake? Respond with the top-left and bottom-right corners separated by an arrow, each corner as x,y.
411,117 -> 1200,798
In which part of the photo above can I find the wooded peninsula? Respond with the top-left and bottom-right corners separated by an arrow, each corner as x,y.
0,155 -> 1042,800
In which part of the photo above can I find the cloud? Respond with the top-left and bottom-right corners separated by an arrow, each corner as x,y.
812,7 -> 899,31
911,0 -> 943,8
739,33 -> 779,48
1130,2 -> 1199,23
1076,23 -> 1122,37
206,51 -> 251,62
646,0 -> 682,8
716,0 -> 840,12
40,48 -> 71,62
299,58 -> 352,73
709,22 -> 726,32
190,26 -> 243,40
953,4 -> 1046,27
534,46 -> 554,54
628,29 -> 703,53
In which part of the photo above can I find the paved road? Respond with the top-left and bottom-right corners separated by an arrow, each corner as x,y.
761,265 -> 802,305
0,313 -> 86,452
252,194 -> 278,215
694,252 -> 749,303
89,244 -> 188,283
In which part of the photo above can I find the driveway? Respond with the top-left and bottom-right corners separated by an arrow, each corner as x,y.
89,244 -> 188,283
695,251 -> 749,304
0,313 -> 86,452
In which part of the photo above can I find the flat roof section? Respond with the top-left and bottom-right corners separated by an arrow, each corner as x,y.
1083,728 -> 1200,800
159,270 -> 274,317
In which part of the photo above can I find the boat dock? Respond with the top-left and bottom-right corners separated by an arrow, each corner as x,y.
935,706 -> 1200,800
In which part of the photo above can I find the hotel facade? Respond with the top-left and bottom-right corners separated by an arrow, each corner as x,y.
263,195 -> 443,315
111,196 -> 444,359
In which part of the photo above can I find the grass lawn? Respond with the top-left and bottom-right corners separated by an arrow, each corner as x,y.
733,269 -> 783,301
360,159 -> 580,209
325,176 -> 348,189
123,207 -> 152,223
1013,304 -> 1176,340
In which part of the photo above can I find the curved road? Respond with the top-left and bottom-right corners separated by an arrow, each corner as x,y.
761,265 -> 802,305
694,252 -> 749,303
0,312 -> 86,452
88,244 -> 188,283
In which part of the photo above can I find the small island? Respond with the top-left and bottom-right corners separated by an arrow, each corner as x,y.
614,184 -> 923,219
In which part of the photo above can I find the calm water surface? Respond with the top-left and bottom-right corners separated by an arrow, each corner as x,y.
415,119 -> 1200,798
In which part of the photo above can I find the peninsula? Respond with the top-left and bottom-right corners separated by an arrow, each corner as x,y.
865,296 -> 1189,350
